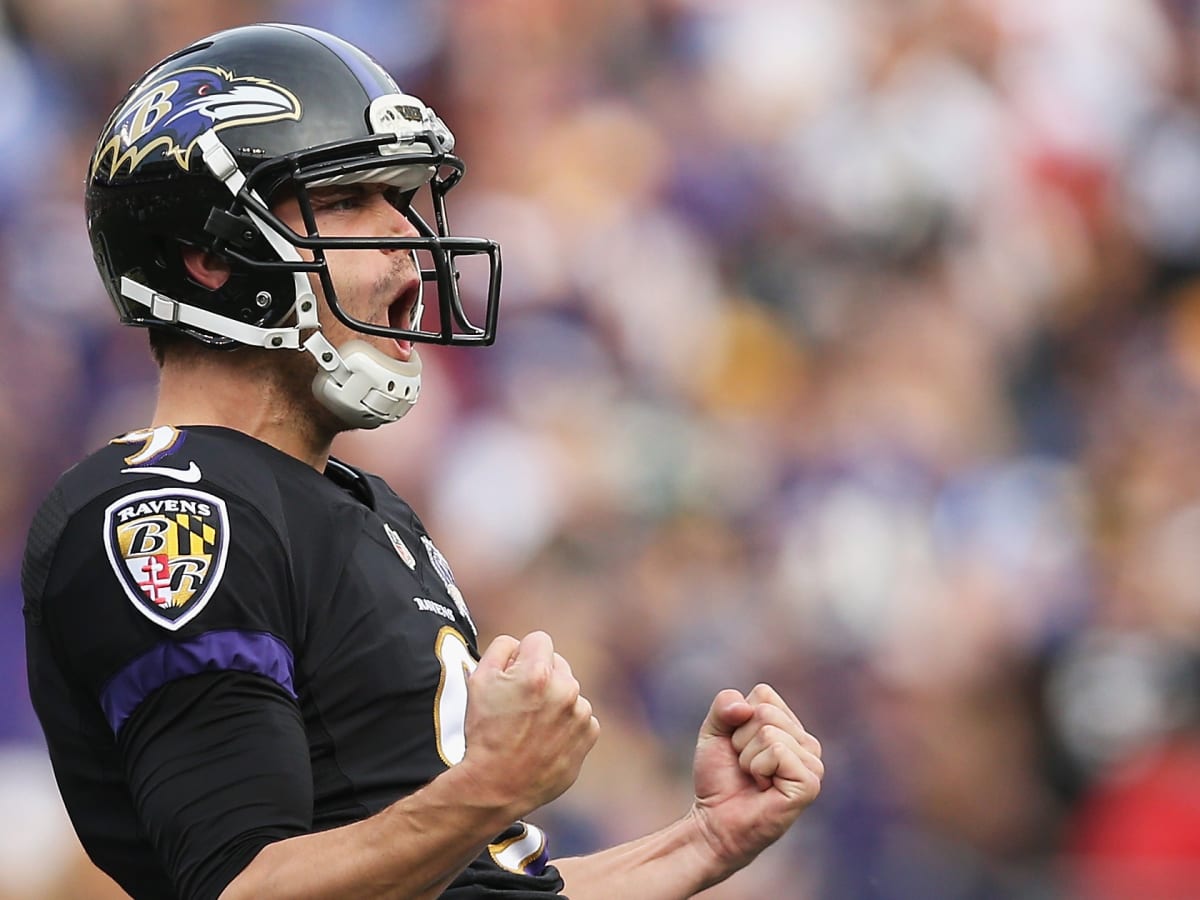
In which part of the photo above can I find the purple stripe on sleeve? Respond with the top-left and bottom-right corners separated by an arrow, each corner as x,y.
100,630 -> 296,735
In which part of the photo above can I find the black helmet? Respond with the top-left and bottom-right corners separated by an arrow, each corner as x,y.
86,23 -> 501,426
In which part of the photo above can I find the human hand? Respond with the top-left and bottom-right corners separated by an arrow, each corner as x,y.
688,684 -> 823,875
460,631 -> 600,818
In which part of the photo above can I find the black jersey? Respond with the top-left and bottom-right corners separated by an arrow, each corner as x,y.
23,425 -> 564,900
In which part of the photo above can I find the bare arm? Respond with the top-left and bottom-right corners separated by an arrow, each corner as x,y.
557,686 -> 824,900
219,764 -> 516,900
220,632 -> 600,900
554,812 -> 722,900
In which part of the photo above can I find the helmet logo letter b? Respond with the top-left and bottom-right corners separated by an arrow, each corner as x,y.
123,83 -> 177,146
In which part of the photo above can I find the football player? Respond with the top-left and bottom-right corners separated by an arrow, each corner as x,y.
23,23 -> 822,899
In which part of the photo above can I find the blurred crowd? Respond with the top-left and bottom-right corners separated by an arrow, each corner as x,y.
3,0 -> 1200,897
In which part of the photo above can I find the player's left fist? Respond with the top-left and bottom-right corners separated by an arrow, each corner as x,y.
690,683 -> 823,875
730,684 -> 823,798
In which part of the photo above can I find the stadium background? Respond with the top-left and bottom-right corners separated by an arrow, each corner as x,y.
2,1 -> 1199,897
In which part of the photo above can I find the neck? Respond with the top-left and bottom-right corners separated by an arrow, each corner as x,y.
152,346 -> 338,471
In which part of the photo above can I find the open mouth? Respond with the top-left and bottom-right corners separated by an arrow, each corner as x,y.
386,277 -> 422,360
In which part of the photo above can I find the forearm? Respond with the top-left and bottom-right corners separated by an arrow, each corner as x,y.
555,810 -> 727,900
219,765 -> 518,900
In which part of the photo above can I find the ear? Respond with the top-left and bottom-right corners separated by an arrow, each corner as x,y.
180,246 -> 232,290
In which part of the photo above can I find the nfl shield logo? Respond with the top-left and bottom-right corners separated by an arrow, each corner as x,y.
103,487 -> 230,630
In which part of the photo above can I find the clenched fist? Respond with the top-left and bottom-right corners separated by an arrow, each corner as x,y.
689,683 -> 824,873
460,632 -> 601,820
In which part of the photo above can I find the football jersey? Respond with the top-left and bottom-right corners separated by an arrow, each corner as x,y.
23,425 -> 563,900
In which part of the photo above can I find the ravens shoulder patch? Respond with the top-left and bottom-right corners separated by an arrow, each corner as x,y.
102,487 -> 230,630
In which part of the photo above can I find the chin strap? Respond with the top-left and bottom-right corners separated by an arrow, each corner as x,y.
120,277 -> 308,348
307,334 -> 422,428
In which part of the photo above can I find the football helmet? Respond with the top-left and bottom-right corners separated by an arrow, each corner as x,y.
85,23 -> 501,427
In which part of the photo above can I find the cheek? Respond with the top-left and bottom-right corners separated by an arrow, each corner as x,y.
309,249 -> 353,298
313,252 -> 389,326
323,251 -> 359,299
335,250 -> 391,291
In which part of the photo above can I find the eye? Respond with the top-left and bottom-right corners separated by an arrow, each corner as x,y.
313,191 -> 363,213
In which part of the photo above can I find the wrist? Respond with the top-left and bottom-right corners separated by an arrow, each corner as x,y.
678,806 -> 739,891
436,760 -> 527,828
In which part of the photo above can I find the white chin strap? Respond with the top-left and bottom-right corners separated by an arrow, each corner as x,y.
118,127 -> 424,429
308,335 -> 422,428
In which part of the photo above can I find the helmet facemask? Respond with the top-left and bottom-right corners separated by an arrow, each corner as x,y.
213,121 -> 501,350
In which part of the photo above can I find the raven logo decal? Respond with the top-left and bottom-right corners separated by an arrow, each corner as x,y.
91,66 -> 301,180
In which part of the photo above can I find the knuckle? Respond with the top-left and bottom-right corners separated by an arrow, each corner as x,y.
489,634 -> 516,653
751,704 -> 779,729
760,704 -> 789,728
525,661 -> 552,691
750,683 -> 776,704
521,631 -> 552,659
761,723 -> 789,745
557,673 -> 581,704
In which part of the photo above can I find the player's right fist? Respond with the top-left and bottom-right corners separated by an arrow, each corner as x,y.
461,631 -> 600,817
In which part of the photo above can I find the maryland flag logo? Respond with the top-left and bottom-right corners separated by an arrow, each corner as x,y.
103,487 -> 229,630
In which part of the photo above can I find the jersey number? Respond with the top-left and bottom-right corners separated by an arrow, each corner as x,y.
434,627 -> 474,766
433,627 -> 548,876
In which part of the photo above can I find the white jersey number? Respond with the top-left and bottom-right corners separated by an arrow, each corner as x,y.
434,626 -> 475,766
433,626 -> 548,875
